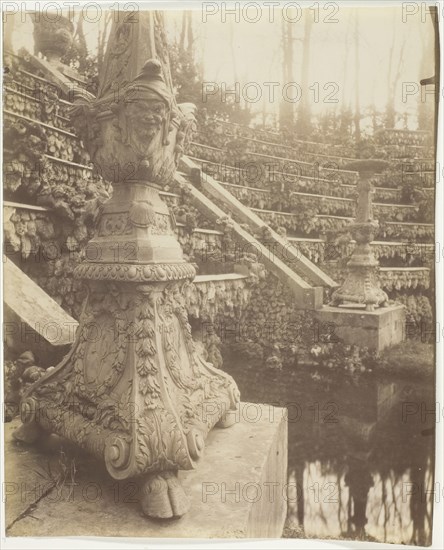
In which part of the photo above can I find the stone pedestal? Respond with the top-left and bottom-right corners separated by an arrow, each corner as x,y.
315,304 -> 405,352
331,161 -> 391,312
6,403 -> 287,538
17,15 -> 241,521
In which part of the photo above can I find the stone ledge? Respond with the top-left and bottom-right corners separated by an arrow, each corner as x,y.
5,403 -> 287,538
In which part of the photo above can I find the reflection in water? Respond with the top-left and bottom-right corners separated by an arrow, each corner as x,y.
301,461 -> 349,539
223,356 -> 435,545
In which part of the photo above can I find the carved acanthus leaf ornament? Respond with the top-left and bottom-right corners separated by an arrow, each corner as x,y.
20,11 -> 237,521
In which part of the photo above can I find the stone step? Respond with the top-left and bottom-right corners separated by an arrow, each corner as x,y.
191,140 -> 435,191
209,119 -> 428,160
220,182 -> 355,216
4,407 -> 287,538
190,156 -> 339,192
373,143 -> 434,159
16,66 -> 75,101
180,156 -> 334,303
4,110 -> 89,165
252,209 -> 433,241
199,118 -> 356,157
188,142 -> 360,184
4,200 -> 49,212
185,272 -> 253,321
287,237 -> 435,265
314,215 -> 434,242
194,273 -> 247,283
375,128 -> 432,147
194,157 -> 431,203
4,82 -> 72,130
178,173 -> 327,309
371,170 -> 435,188
14,50 -> 87,96
327,263 -> 430,292
221,133 -> 357,167
210,121 -> 432,160
222,133 -> 433,170
378,267 -> 430,291
250,204 -> 426,235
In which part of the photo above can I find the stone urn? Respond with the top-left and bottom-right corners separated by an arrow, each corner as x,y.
33,14 -> 74,63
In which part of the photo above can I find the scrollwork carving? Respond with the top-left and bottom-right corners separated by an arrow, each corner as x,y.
22,11 -> 239,522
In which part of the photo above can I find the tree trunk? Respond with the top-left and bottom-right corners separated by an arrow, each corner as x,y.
417,18 -> 435,130
179,12 -> 186,51
297,10 -> 313,138
229,20 -> 240,113
74,13 -> 88,71
340,11 -> 352,138
186,12 -> 194,54
385,13 -> 407,129
280,20 -> 295,130
97,12 -> 112,75
354,11 -> 361,142
3,13 -> 15,52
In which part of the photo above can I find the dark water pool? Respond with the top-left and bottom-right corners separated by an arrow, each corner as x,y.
222,354 -> 435,545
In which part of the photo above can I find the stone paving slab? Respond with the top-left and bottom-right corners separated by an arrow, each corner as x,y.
4,403 -> 287,539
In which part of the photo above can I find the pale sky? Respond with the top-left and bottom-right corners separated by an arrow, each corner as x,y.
164,5 -> 435,129
7,4 -> 436,131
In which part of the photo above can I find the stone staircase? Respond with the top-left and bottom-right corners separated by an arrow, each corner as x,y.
3,46 -> 434,365
183,117 -> 434,331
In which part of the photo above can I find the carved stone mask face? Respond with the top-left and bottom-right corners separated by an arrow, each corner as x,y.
126,100 -> 166,140
120,93 -> 168,158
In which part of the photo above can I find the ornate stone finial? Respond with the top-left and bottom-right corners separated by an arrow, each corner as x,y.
330,160 -> 390,311
133,59 -> 168,93
32,13 -> 74,64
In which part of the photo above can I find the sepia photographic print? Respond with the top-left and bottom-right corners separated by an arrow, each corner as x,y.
1,1 -> 443,547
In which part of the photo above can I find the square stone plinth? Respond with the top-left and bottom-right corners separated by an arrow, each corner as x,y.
5,403 -> 287,539
314,304 -> 405,352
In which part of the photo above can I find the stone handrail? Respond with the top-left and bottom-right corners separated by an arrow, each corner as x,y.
175,169 -> 325,309
180,155 -> 338,293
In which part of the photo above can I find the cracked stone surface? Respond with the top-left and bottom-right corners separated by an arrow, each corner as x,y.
4,403 -> 287,538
